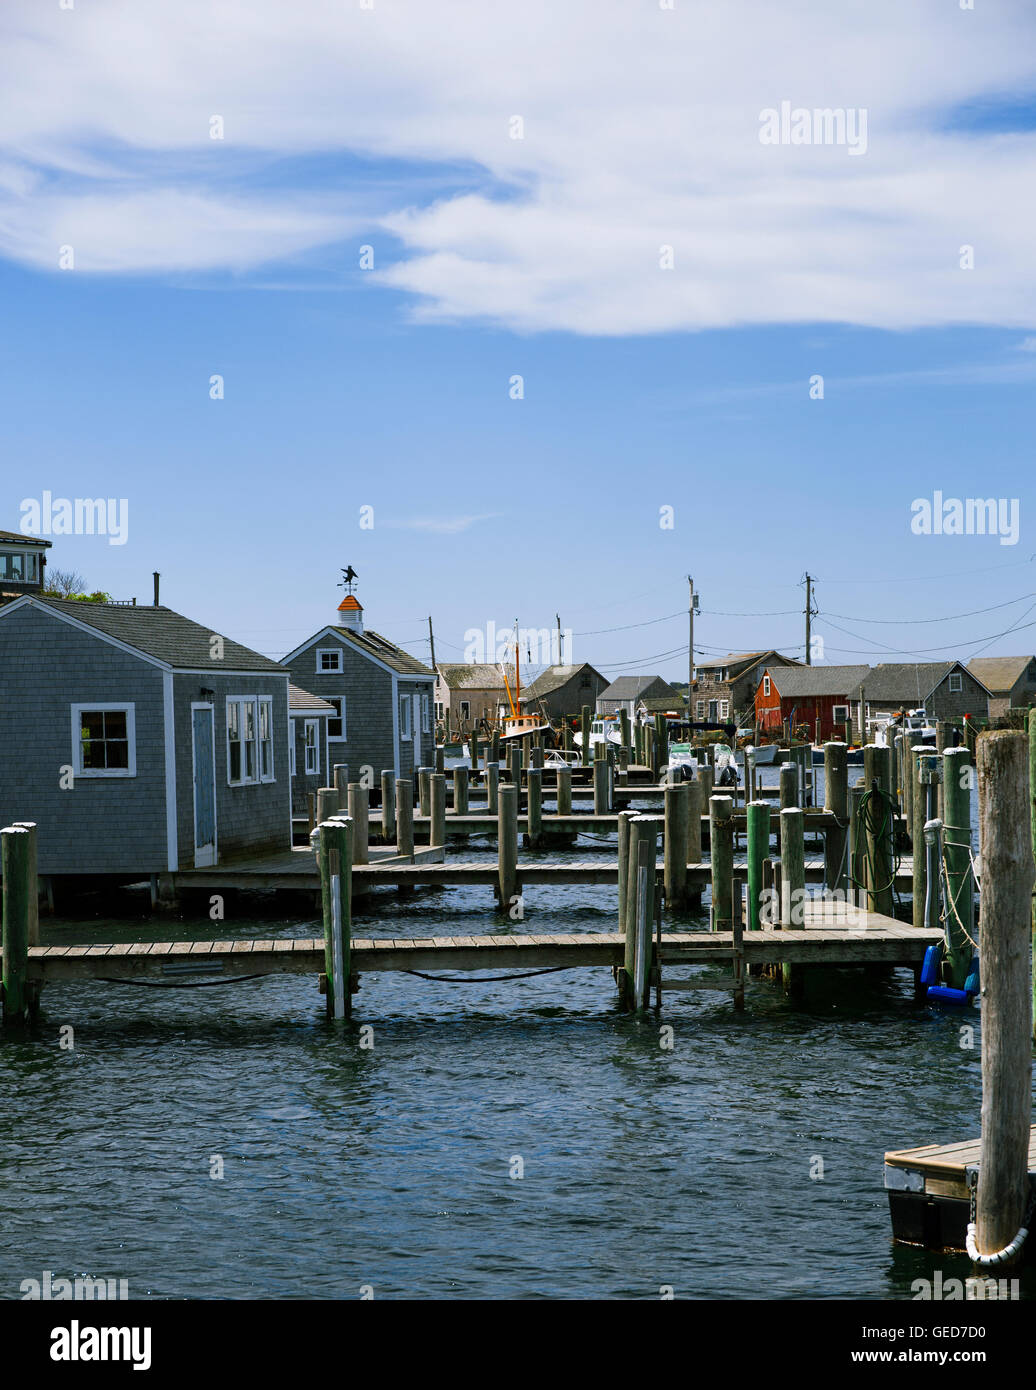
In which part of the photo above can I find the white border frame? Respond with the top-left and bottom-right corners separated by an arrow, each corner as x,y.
71,701 -> 137,778
190,701 -> 218,867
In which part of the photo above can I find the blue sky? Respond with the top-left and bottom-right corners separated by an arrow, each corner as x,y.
2,1 -> 1034,683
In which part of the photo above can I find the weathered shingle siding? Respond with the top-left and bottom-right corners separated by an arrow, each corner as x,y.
927,672 -> 990,721
172,672 -> 290,867
0,604 -> 167,874
290,714 -> 331,812
285,633 -> 398,781
398,677 -> 435,779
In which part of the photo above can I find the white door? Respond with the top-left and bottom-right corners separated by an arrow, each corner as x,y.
412,694 -> 422,766
191,704 -> 217,868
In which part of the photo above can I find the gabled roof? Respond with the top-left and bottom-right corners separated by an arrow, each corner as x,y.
847,661 -> 990,701
639,695 -> 686,713
520,663 -> 605,698
289,684 -> 336,712
696,650 -> 800,675
0,529 -> 51,547
4,596 -> 286,672
966,656 -> 1035,695
599,675 -> 679,701
284,624 -> 433,677
762,664 -> 871,698
436,663 -> 508,690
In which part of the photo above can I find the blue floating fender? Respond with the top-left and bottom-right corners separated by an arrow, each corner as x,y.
964,957 -> 980,996
927,985 -> 971,1006
920,944 -> 941,988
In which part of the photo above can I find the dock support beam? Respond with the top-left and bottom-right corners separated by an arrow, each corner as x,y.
709,795 -> 734,932
380,770 -> 396,846
395,778 -> 414,862
910,746 -> 926,930
943,746 -> 975,989
487,761 -> 499,815
526,768 -> 543,849
746,800 -> 770,930
593,746 -> 610,814
580,706 -> 590,767
663,782 -> 689,910
318,817 -> 353,1019
347,783 -> 369,866
974,731 -> 1033,1262
1,824 -> 31,1026
779,762 -> 798,810
685,779 -> 703,907
862,744 -> 894,917
497,783 -> 518,909
621,816 -> 658,1010
418,766 -> 432,819
556,765 -> 572,815
430,773 -> 447,851
453,764 -> 470,816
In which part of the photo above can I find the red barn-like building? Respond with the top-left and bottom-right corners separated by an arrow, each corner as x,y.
755,665 -> 871,743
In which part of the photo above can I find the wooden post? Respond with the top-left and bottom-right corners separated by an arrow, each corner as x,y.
699,765 -> 714,806
347,783 -> 369,865
556,764 -> 572,815
663,782 -> 689,909
497,782 -> 518,909
581,706 -> 591,766
316,786 -> 338,824
395,778 -> 414,861
307,791 -> 316,837
430,772 -> 447,850
1,824 -> 32,1025
622,817 -> 658,1010
380,770 -> 396,846
619,708 -> 631,759
686,777 -> 703,867
530,743 -> 544,771
823,742 -> 848,894
617,810 -> 635,945
1030,710 -> 1036,1042
936,719 -> 951,821
732,881 -> 745,1010
491,730 -> 500,767
470,730 -> 479,775
526,768 -> 543,848
434,744 -> 445,775
849,782 -> 865,906
943,745 -> 975,989
333,763 -> 349,802
862,744 -> 894,916
973,731 -> 1034,1261
780,808 -> 805,928
453,764 -> 469,815
418,766 -> 432,818
910,746 -> 926,930
593,745 -> 609,814
779,761 -> 798,809
709,795 -> 734,932
487,761 -> 500,815
896,733 -> 912,828
746,800 -> 770,930
319,818 -> 353,1019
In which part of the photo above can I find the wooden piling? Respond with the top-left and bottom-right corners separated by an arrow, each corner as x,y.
530,743 -> 544,771
556,764 -> 572,815
470,731 -> 479,775
453,764 -> 470,815
943,745 -> 975,989
936,720 -> 951,820
973,731 -> 1034,1262
862,744 -> 894,917
380,770 -> 396,846
849,782 -> 865,903
435,744 -> 445,775
487,761 -> 500,815
395,778 -> 414,861
779,761 -> 798,810
823,742 -> 848,894
619,708 -> 631,759
896,733 -> 912,828
430,773 -> 447,850
593,746 -> 610,814
663,782 -> 689,909
1,824 -> 31,1025
316,786 -> 338,824
497,782 -> 518,908
347,783 -> 369,865
1030,709 -> 1036,1042
617,810 -> 635,944
709,795 -> 734,932
580,706 -> 591,766
11,821 -> 40,1013
319,818 -> 353,1019
686,777 -> 703,868
622,817 -> 658,1010
526,768 -> 543,848
780,808 -> 805,928
491,730 -> 500,767
699,765 -> 714,806
910,746 -> 926,930
746,801 -> 770,930
418,766 -> 432,817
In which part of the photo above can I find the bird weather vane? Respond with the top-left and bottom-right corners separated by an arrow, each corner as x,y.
339,566 -> 358,595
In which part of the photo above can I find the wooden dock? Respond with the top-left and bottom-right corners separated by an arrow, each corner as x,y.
884,1128 -> 1036,1254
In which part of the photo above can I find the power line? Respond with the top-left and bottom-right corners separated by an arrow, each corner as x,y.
815,556 -> 1035,585
822,591 -> 1036,626
817,611 -> 1036,657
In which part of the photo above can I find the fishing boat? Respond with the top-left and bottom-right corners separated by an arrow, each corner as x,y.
498,619 -> 557,745
736,742 -> 778,767
573,716 -> 623,749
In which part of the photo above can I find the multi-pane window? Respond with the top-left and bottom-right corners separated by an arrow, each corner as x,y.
400,695 -> 412,739
719,700 -> 729,719
304,720 -> 319,774
317,648 -> 342,673
0,551 -> 38,581
421,693 -> 430,732
227,696 -> 275,786
948,673 -> 962,693
763,676 -> 771,697
72,704 -> 135,777
327,696 -> 346,740
696,701 -> 705,719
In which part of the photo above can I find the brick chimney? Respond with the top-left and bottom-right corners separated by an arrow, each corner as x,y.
336,594 -> 363,633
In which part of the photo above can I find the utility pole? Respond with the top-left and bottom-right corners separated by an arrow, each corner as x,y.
428,616 -> 436,674
556,613 -> 563,665
804,573 -> 813,666
687,576 -> 695,719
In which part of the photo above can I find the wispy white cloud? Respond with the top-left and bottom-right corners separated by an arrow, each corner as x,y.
1,1 -> 1036,331
382,513 -> 501,535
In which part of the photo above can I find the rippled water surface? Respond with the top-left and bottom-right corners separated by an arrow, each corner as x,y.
3,772 -> 1031,1300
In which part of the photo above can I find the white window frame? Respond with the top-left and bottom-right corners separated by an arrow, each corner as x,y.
696,700 -> 705,719
832,704 -> 849,724
460,699 -> 470,722
400,694 -> 412,740
948,672 -> 963,693
719,699 -> 730,719
227,695 -> 275,786
289,719 -> 297,777
326,695 -> 346,741
71,702 -> 136,778
316,647 -> 343,674
421,693 -> 430,732
763,676 -> 771,697
303,719 -> 320,775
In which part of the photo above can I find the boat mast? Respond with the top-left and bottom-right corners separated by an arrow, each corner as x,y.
514,617 -> 521,713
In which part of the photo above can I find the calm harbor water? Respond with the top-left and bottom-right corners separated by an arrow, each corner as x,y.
3,770 -> 1031,1301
